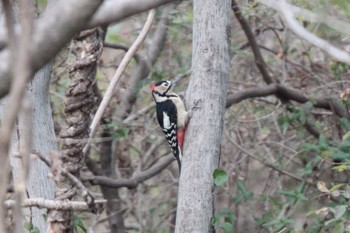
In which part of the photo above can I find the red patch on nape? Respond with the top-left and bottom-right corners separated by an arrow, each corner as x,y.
177,128 -> 185,150
152,84 -> 156,92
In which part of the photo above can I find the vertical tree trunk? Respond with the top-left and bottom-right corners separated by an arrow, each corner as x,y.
0,64 -> 57,233
175,0 -> 231,232
47,28 -> 103,233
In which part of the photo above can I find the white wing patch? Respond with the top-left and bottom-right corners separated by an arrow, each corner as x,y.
163,111 -> 171,129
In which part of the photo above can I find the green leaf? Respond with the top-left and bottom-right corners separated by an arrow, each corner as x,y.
319,135 -> 329,150
212,209 -> 235,233
213,169 -> 228,186
339,140 -> 350,151
278,115 -> 289,134
32,227 -> 40,233
342,131 -> 350,141
73,215 -> 87,233
332,150 -> 350,161
278,189 -> 308,201
340,118 -> 350,131
233,180 -> 254,204
303,143 -> 320,152
214,209 -> 235,223
24,222 -> 33,231
216,222 -> 234,233
329,183 -> 346,192
333,221 -> 345,233
332,205 -> 347,219
263,217 -> 294,228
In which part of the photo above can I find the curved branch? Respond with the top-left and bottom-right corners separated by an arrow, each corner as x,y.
88,0 -> 175,28
226,84 -> 350,119
82,154 -> 175,189
0,0 -> 176,99
257,0 -> 350,36
84,9 -> 156,154
278,0 -> 350,64
115,5 -> 174,120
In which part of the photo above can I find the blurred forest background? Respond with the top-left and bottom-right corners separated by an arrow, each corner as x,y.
3,0 -> 350,232
46,0 -> 350,232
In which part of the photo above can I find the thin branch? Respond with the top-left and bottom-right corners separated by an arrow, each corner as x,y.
231,0 -> 275,85
0,0 -> 104,99
13,100 -> 33,233
225,132 -> 308,183
0,0 -> 34,231
278,0 -> 350,65
82,154 -> 175,189
84,9 -> 156,155
0,0 -> 177,99
0,1 -> 16,231
114,5 -> 174,120
88,0 -> 175,28
226,83 -> 350,119
32,152 -> 96,210
104,42 -> 141,63
4,198 -> 106,211
122,102 -> 156,124
257,0 -> 350,36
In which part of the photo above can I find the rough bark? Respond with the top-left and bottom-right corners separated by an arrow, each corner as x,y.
47,28 -> 103,233
175,0 -> 231,232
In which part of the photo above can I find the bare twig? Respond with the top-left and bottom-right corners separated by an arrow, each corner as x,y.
104,42 -> 142,63
88,0 -> 175,28
0,0 -> 34,231
0,2 -> 15,231
123,102 -> 156,124
225,132 -> 309,183
115,5 -> 174,120
172,70 -> 192,86
278,0 -> 350,64
82,154 -> 175,189
32,152 -> 96,209
84,9 -> 156,155
0,1 -> 179,99
257,0 -> 350,36
226,83 -> 349,119
4,198 -> 106,211
232,0 -> 275,85
14,101 -> 33,233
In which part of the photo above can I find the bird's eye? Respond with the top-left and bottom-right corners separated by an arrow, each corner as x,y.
164,83 -> 168,86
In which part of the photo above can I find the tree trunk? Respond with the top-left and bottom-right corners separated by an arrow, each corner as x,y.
175,0 -> 231,232
47,28 -> 103,233
0,64 -> 57,233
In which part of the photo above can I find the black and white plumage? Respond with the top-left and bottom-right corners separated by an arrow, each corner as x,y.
151,80 -> 190,172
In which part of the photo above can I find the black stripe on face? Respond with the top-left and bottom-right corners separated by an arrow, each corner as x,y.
155,80 -> 168,86
153,80 -> 172,96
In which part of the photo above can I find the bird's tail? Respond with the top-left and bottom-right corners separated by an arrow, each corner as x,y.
173,146 -> 182,173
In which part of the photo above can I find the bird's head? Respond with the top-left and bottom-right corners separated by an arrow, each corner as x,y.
151,80 -> 172,95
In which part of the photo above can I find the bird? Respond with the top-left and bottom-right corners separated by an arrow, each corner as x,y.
151,80 -> 191,172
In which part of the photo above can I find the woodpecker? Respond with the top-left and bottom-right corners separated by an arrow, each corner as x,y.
151,80 -> 190,172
